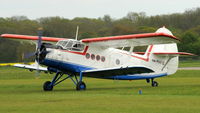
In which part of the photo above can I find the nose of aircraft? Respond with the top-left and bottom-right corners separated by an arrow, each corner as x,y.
36,43 -> 51,63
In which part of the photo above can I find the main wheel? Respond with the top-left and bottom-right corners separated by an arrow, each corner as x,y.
152,81 -> 159,87
76,81 -> 86,91
43,81 -> 53,91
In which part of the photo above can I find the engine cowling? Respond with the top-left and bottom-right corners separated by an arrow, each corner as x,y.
36,43 -> 53,63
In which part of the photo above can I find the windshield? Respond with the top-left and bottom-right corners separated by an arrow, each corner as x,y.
56,40 -> 85,51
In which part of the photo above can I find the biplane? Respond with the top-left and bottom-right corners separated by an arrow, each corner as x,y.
1,27 -> 194,91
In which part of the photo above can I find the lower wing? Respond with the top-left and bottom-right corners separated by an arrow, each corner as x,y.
14,63 -> 47,72
82,66 -> 154,78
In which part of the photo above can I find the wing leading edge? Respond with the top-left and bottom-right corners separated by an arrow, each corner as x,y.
1,34 -> 66,42
82,32 -> 180,48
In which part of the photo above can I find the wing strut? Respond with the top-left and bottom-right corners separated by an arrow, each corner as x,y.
161,57 -> 173,71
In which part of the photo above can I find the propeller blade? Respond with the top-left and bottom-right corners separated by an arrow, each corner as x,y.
35,28 -> 43,77
37,28 -> 43,51
36,28 -> 43,63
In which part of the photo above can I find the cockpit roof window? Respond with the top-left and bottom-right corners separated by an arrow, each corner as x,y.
65,40 -> 73,48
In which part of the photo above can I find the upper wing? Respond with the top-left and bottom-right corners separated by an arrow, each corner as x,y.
82,32 -> 180,48
1,34 -> 66,42
82,66 -> 154,78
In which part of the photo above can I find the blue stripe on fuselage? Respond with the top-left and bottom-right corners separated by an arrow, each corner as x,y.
41,58 -> 94,73
41,58 -> 167,80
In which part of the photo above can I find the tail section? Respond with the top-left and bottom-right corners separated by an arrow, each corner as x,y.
146,27 -> 178,75
146,27 -> 195,75
148,43 -> 179,75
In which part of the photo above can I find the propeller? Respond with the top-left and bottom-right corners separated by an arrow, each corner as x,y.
31,28 -> 43,77
21,28 -> 51,77
36,28 -> 43,62
36,28 -> 43,76
35,28 -> 52,77
22,28 -> 43,60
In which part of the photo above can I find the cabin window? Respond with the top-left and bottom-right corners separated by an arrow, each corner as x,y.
101,56 -> 106,62
119,46 -> 148,55
132,46 -> 148,55
91,54 -> 95,60
96,55 -> 100,61
85,53 -> 90,59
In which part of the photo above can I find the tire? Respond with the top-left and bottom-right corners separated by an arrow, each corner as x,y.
76,81 -> 86,91
152,81 -> 159,87
43,81 -> 53,91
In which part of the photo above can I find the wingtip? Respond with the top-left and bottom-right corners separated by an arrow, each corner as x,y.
0,34 -> 5,37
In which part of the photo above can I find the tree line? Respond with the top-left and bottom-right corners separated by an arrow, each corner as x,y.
0,8 -> 200,62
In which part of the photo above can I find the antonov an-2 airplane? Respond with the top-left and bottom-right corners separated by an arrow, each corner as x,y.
1,27 -> 194,91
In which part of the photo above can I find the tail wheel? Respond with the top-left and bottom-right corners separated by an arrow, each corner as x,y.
76,81 -> 86,91
152,81 -> 159,87
43,81 -> 53,91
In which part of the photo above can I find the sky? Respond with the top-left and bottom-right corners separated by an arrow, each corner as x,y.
1,0 -> 200,19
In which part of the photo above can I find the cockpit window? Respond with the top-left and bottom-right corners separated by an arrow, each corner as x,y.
71,42 -> 85,51
65,41 -> 73,48
56,40 -> 85,51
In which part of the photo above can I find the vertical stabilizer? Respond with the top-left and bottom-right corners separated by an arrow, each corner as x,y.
147,27 -> 179,75
150,43 -> 179,75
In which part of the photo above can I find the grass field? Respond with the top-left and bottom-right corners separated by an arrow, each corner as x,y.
0,67 -> 200,113
179,60 -> 200,67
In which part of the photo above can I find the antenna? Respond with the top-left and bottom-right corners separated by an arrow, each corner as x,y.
75,26 -> 79,40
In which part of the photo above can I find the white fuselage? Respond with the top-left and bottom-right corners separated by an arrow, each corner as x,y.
45,43 -> 178,76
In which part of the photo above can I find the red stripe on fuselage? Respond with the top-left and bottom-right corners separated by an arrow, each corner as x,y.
60,46 -> 89,55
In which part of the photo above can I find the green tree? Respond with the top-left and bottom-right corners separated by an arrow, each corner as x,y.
178,31 -> 200,55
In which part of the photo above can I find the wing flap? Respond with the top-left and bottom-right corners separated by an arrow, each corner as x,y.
82,33 -> 179,48
82,66 -> 154,78
1,34 -> 66,42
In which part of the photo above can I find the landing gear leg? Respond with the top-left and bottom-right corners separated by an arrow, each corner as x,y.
151,78 -> 158,87
43,71 -> 86,91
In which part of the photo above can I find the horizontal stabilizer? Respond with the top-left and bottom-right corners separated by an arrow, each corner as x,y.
82,66 -> 154,78
153,52 -> 196,57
